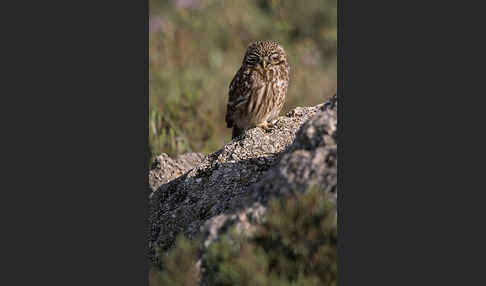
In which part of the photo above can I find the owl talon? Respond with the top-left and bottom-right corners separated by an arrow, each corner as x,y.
257,122 -> 274,132
256,122 -> 268,128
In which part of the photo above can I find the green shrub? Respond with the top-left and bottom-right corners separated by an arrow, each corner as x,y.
152,188 -> 337,286
150,234 -> 201,286
205,188 -> 337,286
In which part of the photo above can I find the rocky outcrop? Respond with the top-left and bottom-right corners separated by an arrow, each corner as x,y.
149,152 -> 205,191
148,95 -> 337,261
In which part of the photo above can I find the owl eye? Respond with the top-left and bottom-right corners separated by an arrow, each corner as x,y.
270,53 -> 280,62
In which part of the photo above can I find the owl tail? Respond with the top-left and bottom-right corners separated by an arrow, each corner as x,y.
232,126 -> 244,139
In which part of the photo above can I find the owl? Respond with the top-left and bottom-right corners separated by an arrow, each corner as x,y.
225,40 -> 290,139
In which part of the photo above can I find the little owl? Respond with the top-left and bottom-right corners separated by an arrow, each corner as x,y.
225,40 -> 290,139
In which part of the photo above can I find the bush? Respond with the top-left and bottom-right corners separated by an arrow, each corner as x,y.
150,234 -> 201,286
151,187 -> 337,286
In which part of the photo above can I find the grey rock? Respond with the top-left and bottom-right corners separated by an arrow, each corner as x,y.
149,152 -> 205,192
201,202 -> 267,249
243,94 -> 337,205
148,95 -> 337,262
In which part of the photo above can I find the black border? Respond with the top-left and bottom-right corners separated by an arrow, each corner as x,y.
3,0 -> 150,285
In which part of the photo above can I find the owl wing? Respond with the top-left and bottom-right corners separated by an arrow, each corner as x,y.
225,67 -> 252,128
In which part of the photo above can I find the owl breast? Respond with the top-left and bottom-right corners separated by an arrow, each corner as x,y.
237,65 -> 288,128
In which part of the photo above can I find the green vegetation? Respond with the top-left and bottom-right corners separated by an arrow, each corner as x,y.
150,188 -> 337,286
149,0 -> 337,161
150,234 -> 201,286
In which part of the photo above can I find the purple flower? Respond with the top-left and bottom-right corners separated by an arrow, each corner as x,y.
150,16 -> 164,33
172,0 -> 201,9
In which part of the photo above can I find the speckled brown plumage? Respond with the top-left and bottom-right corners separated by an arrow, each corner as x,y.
225,40 -> 290,139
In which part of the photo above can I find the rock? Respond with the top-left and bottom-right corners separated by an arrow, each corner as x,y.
148,95 -> 337,262
243,94 -> 337,205
149,152 -> 205,192
201,202 -> 267,249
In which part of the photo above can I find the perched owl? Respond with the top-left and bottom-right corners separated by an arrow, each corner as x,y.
225,40 -> 290,139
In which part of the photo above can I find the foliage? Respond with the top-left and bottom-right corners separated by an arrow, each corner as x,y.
204,188 -> 337,286
149,0 -> 337,161
151,187 -> 337,286
150,234 -> 201,286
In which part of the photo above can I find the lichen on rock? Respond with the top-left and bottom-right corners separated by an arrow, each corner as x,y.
148,95 -> 337,263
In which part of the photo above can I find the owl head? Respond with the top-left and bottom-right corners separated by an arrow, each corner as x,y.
242,40 -> 287,69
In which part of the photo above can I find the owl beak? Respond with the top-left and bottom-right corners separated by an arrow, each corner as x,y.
261,59 -> 268,69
